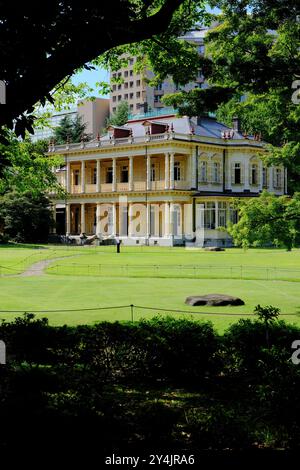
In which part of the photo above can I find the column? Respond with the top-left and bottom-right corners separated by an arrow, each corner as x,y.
80,203 -> 85,234
112,203 -> 117,236
164,153 -> 169,189
170,153 -> 175,190
129,156 -> 133,191
81,161 -> 85,193
146,203 -> 150,239
269,167 -> 274,192
66,162 -> 71,193
52,205 -> 56,234
112,158 -> 117,191
164,202 -> 170,236
146,154 -> 151,190
96,203 -> 101,236
244,158 -> 250,190
169,202 -> 174,238
215,201 -> 219,229
191,151 -> 197,189
66,204 -> 71,235
259,160 -> 263,191
128,203 -> 133,237
96,160 -> 101,192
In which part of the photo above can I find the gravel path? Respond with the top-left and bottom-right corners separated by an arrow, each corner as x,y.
19,256 -> 75,277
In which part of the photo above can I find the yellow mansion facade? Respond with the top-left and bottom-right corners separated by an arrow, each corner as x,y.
49,113 -> 286,247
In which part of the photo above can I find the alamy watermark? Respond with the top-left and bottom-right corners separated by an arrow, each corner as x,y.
0,80 -> 6,104
0,340 -> 6,364
291,340 -> 300,365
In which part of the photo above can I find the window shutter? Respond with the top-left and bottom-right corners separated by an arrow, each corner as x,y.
240,163 -> 244,184
256,165 -> 260,186
206,160 -> 211,183
249,164 -> 252,185
231,163 -> 235,184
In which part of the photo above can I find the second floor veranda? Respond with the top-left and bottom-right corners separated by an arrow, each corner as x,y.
59,152 -> 194,194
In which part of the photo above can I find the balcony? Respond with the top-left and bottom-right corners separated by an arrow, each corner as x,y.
86,184 -> 96,193
68,180 -> 190,195
101,183 -> 113,192
133,182 -> 146,191
72,185 -> 81,194
174,180 -> 190,190
150,181 -> 165,190
117,182 -> 129,191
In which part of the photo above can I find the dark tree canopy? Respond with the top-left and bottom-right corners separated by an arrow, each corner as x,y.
0,0 -> 205,138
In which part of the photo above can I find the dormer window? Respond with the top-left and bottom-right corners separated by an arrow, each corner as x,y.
142,120 -> 168,135
107,126 -> 131,139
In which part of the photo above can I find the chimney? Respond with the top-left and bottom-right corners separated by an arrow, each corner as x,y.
232,116 -> 241,133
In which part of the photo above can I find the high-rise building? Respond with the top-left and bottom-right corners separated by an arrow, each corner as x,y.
32,98 -> 110,142
109,27 -> 209,116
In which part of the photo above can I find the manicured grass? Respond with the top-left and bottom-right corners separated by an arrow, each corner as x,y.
0,245 -> 300,332
0,243 -> 97,274
46,247 -> 300,281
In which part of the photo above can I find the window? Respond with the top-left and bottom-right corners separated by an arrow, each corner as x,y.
112,85 -> 116,91
204,202 -> 215,229
124,71 -> 128,77
251,164 -> 258,185
218,202 -> 227,227
136,80 -> 140,86
154,95 -> 161,103
234,163 -> 241,184
129,93 -> 134,99
230,207 -> 238,224
151,163 -> 156,182
129,81 -> 134,88
121,165 -> 128,183
136,91 -> 140,98
262,167 -> 268,188
74,169 -> 80,186
129,58 -> 134,65
212,162 -> 220,183
200,161 -> 207,182
118,84 -> 121,90
118,95 -> 122,101
130,104 -> 134,110
112,107 -> 116,113
124,82 -> 128,89
106,167 -> 113,184
174,162 -> 181,181
112,96 -> 116,102
118,72 -> 121,77
274,168 -> 282,188
124,93 -> 128,99
155,84 -> 162,91
129,70 -> 133,76
93,168 -> 97,185
112,73 -> 116,79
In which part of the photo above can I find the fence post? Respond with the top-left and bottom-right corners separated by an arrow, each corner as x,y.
130,304 -> 134,322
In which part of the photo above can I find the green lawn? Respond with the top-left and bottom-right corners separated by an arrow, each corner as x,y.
0,245 -> 300,332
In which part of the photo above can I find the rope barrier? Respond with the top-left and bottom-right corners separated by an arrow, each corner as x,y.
0,304 -> 296,317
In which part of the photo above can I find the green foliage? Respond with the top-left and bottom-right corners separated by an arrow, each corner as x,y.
254,304 -> 280,326
0,133 -> 64,196
0,1 -> 208,139
0,191 -> 54,243
1,312 -> 300,453
54,114 -> 89,144
105,101 -> 129,128
228,192 -> 300,250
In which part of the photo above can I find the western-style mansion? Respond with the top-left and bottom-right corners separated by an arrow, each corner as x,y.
49,112 -> 286,247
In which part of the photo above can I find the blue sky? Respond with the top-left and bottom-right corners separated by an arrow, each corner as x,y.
72,66 -> 110,97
